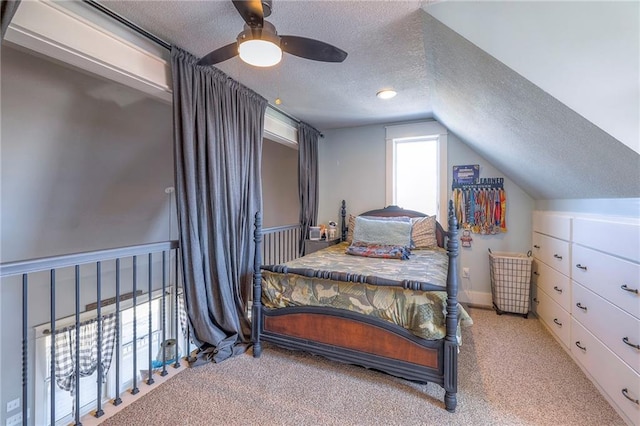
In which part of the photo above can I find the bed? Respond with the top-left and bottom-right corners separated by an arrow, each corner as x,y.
250,200 -> 470,412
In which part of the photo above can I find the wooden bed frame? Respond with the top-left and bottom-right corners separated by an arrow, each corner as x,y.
251,200 -> 461,412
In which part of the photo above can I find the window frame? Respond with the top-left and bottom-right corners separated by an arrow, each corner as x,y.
385,121 -> 448,222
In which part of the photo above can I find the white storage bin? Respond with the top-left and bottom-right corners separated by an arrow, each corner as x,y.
489,250 -> 533,318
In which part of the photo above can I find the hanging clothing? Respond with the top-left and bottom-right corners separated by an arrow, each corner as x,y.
451,184 -> 507,234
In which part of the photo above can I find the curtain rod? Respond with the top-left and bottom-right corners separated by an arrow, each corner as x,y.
82,0 -> 172,50
81,0 -> 319,136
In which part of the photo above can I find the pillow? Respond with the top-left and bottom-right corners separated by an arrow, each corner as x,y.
346,215 -> 411,243
346,242 -> 411,260
411,215 -> 437,249
352,216 -> 412,247
346,214 -> 356,243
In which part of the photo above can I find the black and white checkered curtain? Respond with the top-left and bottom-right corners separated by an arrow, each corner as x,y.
53,313 -> 117,395
178,292 -> 188,338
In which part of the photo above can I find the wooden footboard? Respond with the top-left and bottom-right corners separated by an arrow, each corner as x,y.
263,311 -> 439,368
260,306 -> 444,385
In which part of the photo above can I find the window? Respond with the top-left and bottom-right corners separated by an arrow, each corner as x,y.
386,122 -> 448,221
34,292 -> 189,426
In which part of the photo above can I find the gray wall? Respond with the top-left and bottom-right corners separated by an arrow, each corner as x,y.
262,138 -> 299,228
0,47 -> 303,418
1,46 -> 174,421
1,47 -> 175,262
318,121 -> 534,306
318,125 -> 387,224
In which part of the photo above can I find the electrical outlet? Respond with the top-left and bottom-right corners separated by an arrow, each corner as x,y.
462,267 -> 470,278
6,412 -> 21,426
6,398 -> 20,413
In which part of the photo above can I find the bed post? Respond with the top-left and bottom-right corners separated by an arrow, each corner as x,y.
340,200 -> 347,241
444,200 -> 459,412
252,211 -> 263,358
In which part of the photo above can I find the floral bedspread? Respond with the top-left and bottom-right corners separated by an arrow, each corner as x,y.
261,242 -> 473,342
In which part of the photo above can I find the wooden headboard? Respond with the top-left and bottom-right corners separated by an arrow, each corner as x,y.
340,202 -> 447,248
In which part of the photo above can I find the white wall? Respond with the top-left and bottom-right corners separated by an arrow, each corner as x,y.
318,121 -> 534,306
535,199 -> 640,218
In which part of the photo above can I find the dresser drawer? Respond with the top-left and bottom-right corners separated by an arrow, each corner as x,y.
571,319 -> 640,425
535,288 -> 570,348
532,211 -> 571,240
532,259 -> 571,311
573,217 -> 640,263
532,233 -> 571,276
573,282 -> 640,374
573,244 -> 640,319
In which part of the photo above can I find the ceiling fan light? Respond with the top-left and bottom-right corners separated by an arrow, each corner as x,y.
239,39 -> 282,67
377,89 -> 397,100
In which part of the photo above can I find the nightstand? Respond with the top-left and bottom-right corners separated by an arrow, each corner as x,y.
304,238 -> 341,255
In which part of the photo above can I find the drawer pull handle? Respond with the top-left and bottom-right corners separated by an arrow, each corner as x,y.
533,245 -> 540,249
575,264 -> 587,270
575,341 -> 586,351
553,286 -> 563,294
621,284 -> 639,294
576,302 -> 587,312
622,388 -> 639,405
553,254 -> 563,260
533,298 -> 539,305
622,337 -> 640,350
553,318 -> 562,327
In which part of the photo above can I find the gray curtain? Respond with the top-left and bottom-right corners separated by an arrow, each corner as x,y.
171,46 -> 267,364
1,0 -> 20,39
298,122 -> 320,254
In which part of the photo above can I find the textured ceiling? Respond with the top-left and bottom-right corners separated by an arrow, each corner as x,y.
98,0 -> 433,130
91,0 -> 638,199
427,1 -> 639,155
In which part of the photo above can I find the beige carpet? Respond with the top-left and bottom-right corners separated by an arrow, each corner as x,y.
101,307 -> 625,425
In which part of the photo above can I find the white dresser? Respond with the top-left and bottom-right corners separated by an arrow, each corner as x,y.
532,211 -> 640,426
531,212 -> 572,348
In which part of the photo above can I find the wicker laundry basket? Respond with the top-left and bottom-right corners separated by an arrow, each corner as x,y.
488,249 -> 533,318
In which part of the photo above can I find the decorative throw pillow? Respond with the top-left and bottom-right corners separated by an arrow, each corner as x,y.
411,215 -> 437,249
352,216 -> 412,247
346,214 -> 356,243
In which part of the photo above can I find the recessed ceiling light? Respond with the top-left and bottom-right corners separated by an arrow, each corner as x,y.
376,89 -> 397,100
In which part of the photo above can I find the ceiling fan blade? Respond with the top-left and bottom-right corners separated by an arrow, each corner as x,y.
232,0 -> 264,28
197,43 -> 238,66
280,36 -> 348,63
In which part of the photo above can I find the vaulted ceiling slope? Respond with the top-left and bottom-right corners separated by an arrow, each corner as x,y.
423,11 -> 639,200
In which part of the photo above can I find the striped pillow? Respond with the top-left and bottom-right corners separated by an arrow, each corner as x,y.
411,215 -> 437,249
346,214 -> 356,243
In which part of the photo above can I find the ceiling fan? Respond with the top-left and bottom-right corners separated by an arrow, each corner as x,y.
197,0 -> 348,67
